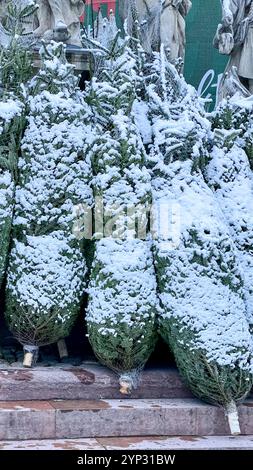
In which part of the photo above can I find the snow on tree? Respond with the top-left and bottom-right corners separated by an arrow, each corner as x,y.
146,48 -> 253,434
5,42 -> 93,366
205,97 -> 253,335
85,38 -> 158,394
0,99 -> 23,287
0,1 -> 35,289
0,1 -> 37,91
93,9 -> 119,49
6,232 -> 85,361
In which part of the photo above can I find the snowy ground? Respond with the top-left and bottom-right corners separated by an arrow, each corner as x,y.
1,436 -> 253,450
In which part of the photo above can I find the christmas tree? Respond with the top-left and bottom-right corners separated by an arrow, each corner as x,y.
5,42 -> 93,366
86,37 -> 158,394
147,48 -> 253,434
0,97 -> 22,288
206,98 -> 253,334
0,1 -> 35,288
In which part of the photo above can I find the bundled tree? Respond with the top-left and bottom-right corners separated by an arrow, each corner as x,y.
0,1 -> 36,288
147,48 -> 253,434
5,42 -> 93,366
206,97 -> 253,333
0,98 -> 23,287
86,37 -> 158,394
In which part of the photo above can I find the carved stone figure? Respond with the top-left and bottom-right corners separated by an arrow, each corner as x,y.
214,0 -> 253,99
0,0 -> 6,21
119,0 -> 192,63
160,0 -> 192,63
34,0 -> 84,46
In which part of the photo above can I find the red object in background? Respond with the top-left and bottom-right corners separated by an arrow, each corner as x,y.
87,0 -> 116,12
80,1 -> 116,22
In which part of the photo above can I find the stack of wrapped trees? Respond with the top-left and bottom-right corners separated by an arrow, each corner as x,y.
0,4 -> 252,437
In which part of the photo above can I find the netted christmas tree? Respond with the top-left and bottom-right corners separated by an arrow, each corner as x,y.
0,98 -> 23,287
85,37 -> 158,394
147,48 -> 253,434
5,42 -> 93,366
205,97 -> 253,335
0,1 -> 36,289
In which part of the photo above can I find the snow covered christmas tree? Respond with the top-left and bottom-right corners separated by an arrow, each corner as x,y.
0,1 -> 35,289
147,48 -> 253,434
5,42 -> 93,366
86,37 -> 158,394
0,98 -> 23,288
206,97 -> 253,335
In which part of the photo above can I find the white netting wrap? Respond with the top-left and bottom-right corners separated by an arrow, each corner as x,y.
119,370 -> 140,395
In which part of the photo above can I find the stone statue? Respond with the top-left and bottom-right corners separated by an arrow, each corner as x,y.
160,0 -> 192,63
119,0 -> 192,64
33,0 -> 84,47
214,0 -> 253,99
0,1 -> 6,21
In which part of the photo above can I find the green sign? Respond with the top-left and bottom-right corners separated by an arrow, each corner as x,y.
185,0 -> 227,109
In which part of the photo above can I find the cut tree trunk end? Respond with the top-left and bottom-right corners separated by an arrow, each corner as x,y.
119,373 -> 137,395
57,339 -> 68,359
225,401 -> 241,435
119,380 -> 132,395
23,345 -> 39,368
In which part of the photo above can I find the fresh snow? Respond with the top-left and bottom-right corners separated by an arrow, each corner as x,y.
207,144 -> 253,331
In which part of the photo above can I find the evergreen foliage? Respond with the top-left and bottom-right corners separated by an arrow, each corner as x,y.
147,48 -> 253,432
0,98 -> 22,287
0,1 -> 37,96
206,97 -> 253,333
85,38 -> 158,393
5,42 -> 93,352
0,6 -> 252,422
0,1 -> 35,288
87,238 -> 157,393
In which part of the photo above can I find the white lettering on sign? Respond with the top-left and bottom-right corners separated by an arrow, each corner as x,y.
197,69 -> 223,108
